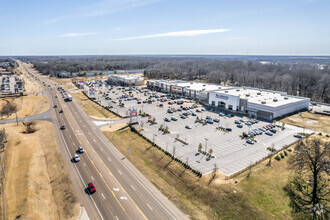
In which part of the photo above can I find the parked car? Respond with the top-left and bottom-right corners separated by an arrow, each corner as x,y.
191,112 -> 197,116
196,109 -> 201,112
206,119 -> 213,124
167,109 -> 173,113
218,112 -> 225,116
60,125 -> 66,130
246,139 -> 254,145
177,108 -> 182,111
213,118 -> 220,122
265,131 -> 273,136
234,120 -> 241,124
87,182 -> 96,194
171,116 -> 178,121
73,154 -> 80,162
180,115 -> 186,119
206,115 -> 211,119
294,134 -> 304,138
185,125 -> 192,129
237,124 -> 243,128
78,146 -> 84,153
225,128 -> 232,131
270,129 -> 277,133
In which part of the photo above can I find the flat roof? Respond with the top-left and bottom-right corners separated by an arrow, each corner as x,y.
151,80 -> 230,92
214,88 -> 308,107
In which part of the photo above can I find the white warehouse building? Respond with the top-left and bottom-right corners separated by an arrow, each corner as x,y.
208,87 -> 310,120
108,74 -> 144,86
147,79 -> 310,120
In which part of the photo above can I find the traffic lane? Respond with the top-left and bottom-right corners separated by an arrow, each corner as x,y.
66,101 -> 178,220
56,96 -> 132,220
59,112 -> 130,220
61,101 -> 147,220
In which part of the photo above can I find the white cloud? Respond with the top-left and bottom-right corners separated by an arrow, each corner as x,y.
60,32 -> 96,38
45,0 -> 162,24
113,28 -> 231,41
225,37 -> 247,40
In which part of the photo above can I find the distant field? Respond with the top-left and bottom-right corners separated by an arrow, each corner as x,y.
281,111 -> 330,134
103,127 -> 309,220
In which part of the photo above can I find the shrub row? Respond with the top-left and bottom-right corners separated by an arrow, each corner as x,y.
129,125 -> 202,178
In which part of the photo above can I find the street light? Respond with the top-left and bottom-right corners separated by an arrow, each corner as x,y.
205,138 -> 208,152
153,134 -> 157,144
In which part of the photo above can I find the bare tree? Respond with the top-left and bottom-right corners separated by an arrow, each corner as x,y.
0,101 -> 17,118
286,138 -> 329,218
24,122 -> 36,134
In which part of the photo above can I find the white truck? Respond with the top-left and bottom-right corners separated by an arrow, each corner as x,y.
67,94 -> 72,101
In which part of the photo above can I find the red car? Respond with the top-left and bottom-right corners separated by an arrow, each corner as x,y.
146,113 -> 151,117
59,110 -> 63,113
88,182 -> 96,194
168,102 -> 172,104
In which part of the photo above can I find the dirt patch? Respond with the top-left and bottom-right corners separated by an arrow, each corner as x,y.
0,94 -> 49,120
281,112 -> 330,134
52,78 -> 77,90
1,122 -> 80,220
101,123 -> 128,132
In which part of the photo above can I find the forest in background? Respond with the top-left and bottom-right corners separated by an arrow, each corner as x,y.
13,56 -> 330,103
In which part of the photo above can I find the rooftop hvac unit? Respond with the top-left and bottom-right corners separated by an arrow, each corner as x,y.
273,99 -> 278,102
218,87 -> 222,89
203,84 -> 206,86
245,94 -> 250,97
261,101 -> 266,104
257,92 -> 261,95
236,89 -> 240,91
284,97 -> 289,100
225,91 -> 228,93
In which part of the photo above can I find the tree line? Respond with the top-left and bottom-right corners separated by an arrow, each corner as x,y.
17,56 -> 330,103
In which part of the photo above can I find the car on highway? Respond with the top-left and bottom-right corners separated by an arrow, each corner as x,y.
60,125 -> 66,130
87,182 -> 96,194
59,110 -> 63,113
185,125 -> 192,129
54,104 -> 57,108
78,146 -> 84,154
73,154 -> 80,162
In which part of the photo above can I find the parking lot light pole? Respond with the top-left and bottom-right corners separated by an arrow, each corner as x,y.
153,134 -> 157,145
205,138 -> 208,152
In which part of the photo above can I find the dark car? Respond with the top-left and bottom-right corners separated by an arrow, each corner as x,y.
60,125 -> 66,130
87,182 -> 96,194
59,110 -> 63,113
237,124 -> 243,128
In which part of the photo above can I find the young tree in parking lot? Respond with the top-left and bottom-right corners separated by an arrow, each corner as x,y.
198,143 -> 203,152
208,148 -> 213,157
286,138 -> 329,218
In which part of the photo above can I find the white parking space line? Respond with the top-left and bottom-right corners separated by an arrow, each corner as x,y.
118,170 -> 122,175
100,148 -> 103,151
147,204 -> 153,211
130,185 -> 136,191
91,176 -> 94,180
115,216 -> 119,220
84,163 -> 86,167
88,132 -> 91,135
72,142 -> 75,146
93,139 -> 96,143
107,157 -> 111,162
101,193 -> 106,200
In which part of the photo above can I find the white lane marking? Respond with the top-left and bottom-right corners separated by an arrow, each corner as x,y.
88,132 -> 91,135
84,163 -> 86,167
69,135 -> 71,138
91,176 -> 94,180
72,142 -> 75,146
83,125 -> 86,128
118,170 -> 122,175
113,188 -> 120,191
120,196 -> 127,200
101,193 -> 106,200
93,139 -> 96,143
115,216 -> 119,220
147,204 -> 153,211
107,157 -> 111,162
100,148 -> 103,151
131,185 -> 136,191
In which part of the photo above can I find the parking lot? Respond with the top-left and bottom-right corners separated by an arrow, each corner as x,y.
98,85 -> 314,176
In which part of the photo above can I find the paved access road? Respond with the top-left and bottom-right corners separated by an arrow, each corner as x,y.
18,60 -> 187,220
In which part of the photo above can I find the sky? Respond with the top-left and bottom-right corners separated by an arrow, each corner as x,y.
0,0 -> 329,55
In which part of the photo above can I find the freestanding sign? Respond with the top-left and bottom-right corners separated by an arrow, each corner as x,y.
129,107 -> 138,124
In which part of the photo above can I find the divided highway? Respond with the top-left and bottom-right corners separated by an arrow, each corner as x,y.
18,61 -> 188,220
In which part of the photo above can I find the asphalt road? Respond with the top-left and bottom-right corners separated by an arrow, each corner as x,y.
18,60 -> 188,220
